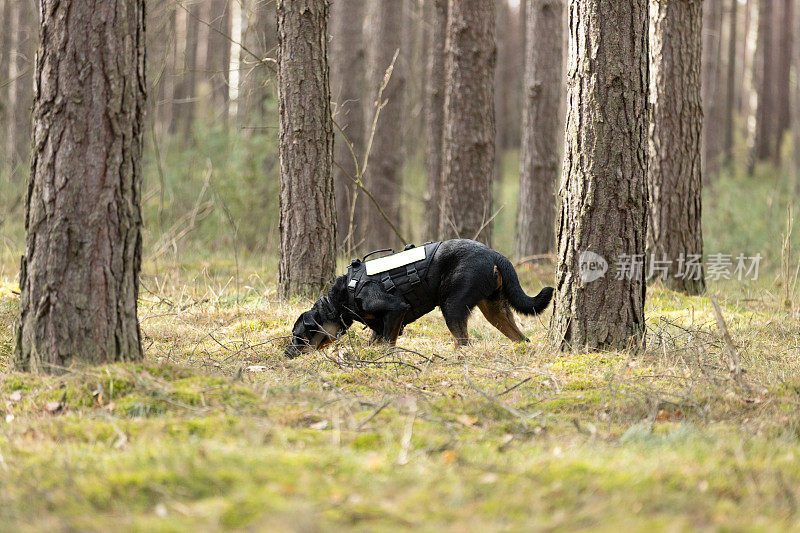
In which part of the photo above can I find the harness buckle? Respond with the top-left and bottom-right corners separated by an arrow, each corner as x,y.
381,275 -> 396,292
406,265 -> 421,286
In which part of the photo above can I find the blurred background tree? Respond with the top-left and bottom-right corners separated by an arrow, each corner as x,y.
1,0 -> 800,278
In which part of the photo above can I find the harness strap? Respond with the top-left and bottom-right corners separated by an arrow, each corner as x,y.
381,275 -> 396,292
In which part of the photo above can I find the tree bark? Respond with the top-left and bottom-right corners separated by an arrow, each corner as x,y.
648,0 -> 705,295
439,0 -> 496,245
277,0 -> 336,298
15,0 -> 146,372
515,0 -> 563,258
550,0 -> 649,351
702,0 -> 723,181
330,0 -> 366,251
750,0 -> 775,166
361,1 -> 406,252
723,0 -> 737,164
424,0 -> 448,241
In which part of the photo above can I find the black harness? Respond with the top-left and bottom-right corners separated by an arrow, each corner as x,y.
346,242 -> 442,314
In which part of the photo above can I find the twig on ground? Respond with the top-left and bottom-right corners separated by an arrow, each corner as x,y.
397,397 -> 418,465
497,377 -> 531,397
709,295 -> 742,380
356,399 -> 391,430
465,376 -> 533,429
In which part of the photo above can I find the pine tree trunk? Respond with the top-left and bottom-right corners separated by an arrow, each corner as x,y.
0,0 -> 15,180
751,0 -> 775,165
15,0 -> 146,372
648,0 -> 705,295
6,0 -> 36,180
206,0 -> 232,125
170,2 -> 200,139
331,0 -> 366,251
743,0 -> 760,171
146,0 -> 172,132
277,0 -> 336,298
550,0 -> 649,351
774,0 -> 793,162
362,0 -> 406,252
515,0 -> 563,258
702,0 -> 723,181
723,0 -> 738,164
240,0 -> 277,126
439,0 -> 496,245
424,0 -> 448,241
793,0 -> 800,188
494,0 -> 510,160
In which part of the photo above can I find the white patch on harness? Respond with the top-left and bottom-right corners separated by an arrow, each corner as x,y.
365,246 -> 426,275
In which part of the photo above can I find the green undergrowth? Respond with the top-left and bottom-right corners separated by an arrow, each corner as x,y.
2,152 -> 800,528
1,260 -> 800,530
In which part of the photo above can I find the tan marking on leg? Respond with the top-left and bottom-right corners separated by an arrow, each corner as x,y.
478,299 -> 526,342
493,265 -> 502,290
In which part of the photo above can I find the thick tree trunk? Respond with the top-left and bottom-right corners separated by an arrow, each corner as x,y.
206,0 -> 232,125
750,0 -> 775,166
423,0 -> 448,241
330,0 -> 366,251
277,0 -> 336,298
361,0 -> 406,252
648,0 -> 705,295
723,0 -> 737,164
550,0 -> 649,351
515,0 -> 563,258
15,0 -> 146,372
439,0 -> 496,245
702,0 -> 723,181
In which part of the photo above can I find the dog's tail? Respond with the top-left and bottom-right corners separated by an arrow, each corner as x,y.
494,254 -> 554,316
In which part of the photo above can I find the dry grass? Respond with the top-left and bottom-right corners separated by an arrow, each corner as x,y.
1,258 -> 800,530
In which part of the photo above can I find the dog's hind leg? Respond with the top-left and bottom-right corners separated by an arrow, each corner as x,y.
441,300 -> 472,348
368,329 -> 382,344
477,298 -> 528,342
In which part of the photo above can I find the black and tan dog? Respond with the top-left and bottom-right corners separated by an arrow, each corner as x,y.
285,239 -> 554,357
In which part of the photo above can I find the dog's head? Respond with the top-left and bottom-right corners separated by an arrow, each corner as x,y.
285,295 -> 344,358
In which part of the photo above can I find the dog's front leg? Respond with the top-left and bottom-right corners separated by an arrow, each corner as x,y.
360,286 -> 410,345
382,302 -> 410,345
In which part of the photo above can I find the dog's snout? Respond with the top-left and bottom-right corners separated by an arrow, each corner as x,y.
284,344 -> 301,358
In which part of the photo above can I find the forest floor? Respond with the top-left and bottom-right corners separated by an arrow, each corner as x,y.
1,259 -> 800,531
